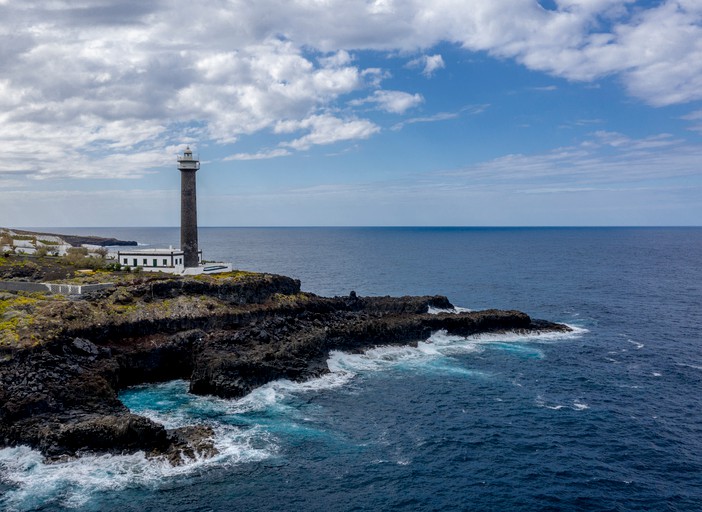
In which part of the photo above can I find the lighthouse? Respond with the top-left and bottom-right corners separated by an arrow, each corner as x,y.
177,146 -> 200,268
117,146 -> 231,274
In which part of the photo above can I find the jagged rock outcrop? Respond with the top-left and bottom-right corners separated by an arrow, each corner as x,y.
0,273 -> 570,463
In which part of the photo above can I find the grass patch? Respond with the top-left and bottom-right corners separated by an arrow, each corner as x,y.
193,270 -> 260,282
0,292 -> 51,346
272,292 -> 311,306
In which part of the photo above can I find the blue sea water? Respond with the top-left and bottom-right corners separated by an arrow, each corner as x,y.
2,227 -> 702,511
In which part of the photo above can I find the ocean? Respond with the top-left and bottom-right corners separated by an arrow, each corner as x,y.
1,227 -> 701,511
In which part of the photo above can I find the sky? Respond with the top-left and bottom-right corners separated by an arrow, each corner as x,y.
1,0 -> 701,227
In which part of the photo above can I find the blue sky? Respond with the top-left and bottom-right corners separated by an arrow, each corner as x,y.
1,0 -> 701,226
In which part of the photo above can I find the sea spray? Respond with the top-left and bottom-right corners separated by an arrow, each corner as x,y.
1,325 -> 585,511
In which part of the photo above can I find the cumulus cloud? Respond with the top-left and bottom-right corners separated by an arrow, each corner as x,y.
172,39 -> 364,143
1,0 -> 702,183
318,50 -> 354,68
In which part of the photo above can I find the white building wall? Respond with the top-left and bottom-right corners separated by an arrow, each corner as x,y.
116,249 -> 199,270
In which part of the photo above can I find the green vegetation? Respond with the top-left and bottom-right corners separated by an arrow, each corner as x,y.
63,247 -> 109,270
0,232 -> 14,255
0,262 -> 298,350
0,292 -> 50,346
272,292 -> 311,306
193,270 -> 260,282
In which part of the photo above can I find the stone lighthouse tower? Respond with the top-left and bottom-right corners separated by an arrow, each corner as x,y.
177,146 -> 200,268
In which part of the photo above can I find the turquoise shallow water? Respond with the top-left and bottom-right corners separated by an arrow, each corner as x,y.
2,227 -> 702,511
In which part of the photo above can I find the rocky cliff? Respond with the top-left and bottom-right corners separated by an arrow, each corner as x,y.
0,272 -> 570,464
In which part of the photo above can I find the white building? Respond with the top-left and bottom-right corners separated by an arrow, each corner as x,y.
116,246 -> 200,271
115,246 -> 232,275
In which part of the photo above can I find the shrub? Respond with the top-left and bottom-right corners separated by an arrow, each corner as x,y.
94,247 -> 109,259
64,247 -> 107,270
65,247 -> 89,263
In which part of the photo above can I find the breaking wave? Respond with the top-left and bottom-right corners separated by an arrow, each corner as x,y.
0,323 -> 584,511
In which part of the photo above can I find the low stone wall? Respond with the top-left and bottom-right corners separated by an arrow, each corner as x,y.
0,282 -> 49,293
0,281 -> 114,295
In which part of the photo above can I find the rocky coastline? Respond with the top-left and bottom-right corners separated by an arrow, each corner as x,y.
8,228 -> 138,247
0,271 -> 571,464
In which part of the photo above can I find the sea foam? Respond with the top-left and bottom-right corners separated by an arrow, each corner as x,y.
1,320 -> 585,511
0,438 -> 271,512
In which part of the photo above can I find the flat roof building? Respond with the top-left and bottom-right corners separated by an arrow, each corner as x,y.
116,246 -> 201,271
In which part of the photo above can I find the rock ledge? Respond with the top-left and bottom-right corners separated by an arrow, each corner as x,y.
0,273 -> 570,462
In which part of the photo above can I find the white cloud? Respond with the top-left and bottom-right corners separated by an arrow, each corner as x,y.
441,131 -> 700,189
367,0 -> 395,15
318,50 -> 354,68
196,129 -> 702,226
360,68 -> 390,87
681,109 -> 702,134
1,0 -> 702,183
223,149 -> 292,161
681,109 -> 702,121
278,114 -> 380,150
349,90 -> 424,114
173,39 -> 363,143
407,54 -> 445,77
392,104 -> 489,130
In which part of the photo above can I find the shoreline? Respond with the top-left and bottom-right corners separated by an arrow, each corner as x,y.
0,267 -> 571,464
4,228 -> 138,248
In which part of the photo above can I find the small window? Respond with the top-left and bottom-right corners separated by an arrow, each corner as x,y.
143,258 -> 147,265
133,258 -> 137,266
153,259 -> 157,267
163,259 -> 168,266
123,258 -> 128,264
